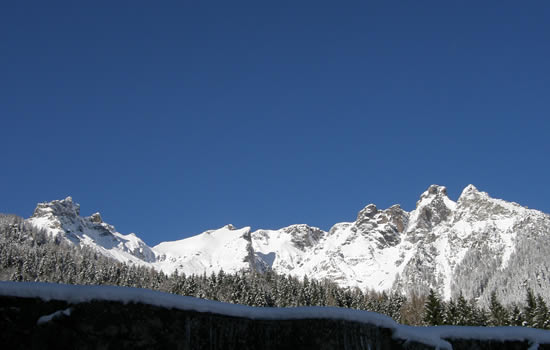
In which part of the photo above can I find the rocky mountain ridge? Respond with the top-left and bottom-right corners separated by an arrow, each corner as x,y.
21,185 -> 550,305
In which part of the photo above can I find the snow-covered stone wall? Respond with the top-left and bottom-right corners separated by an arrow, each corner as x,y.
1,282 -> 549,349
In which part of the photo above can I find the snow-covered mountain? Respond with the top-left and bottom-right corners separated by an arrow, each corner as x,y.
22,185 -> 550,305
27,197 -> 156,264
154,224 -> 254,276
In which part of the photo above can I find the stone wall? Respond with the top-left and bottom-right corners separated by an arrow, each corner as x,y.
0,296 -> 547,350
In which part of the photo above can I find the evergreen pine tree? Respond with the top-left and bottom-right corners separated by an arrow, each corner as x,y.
469,300 -> 488,326
508,304 -> 523,326
488,291 -> 508,326
534,295 -> 549,329
443,298 -> 458,325
456,292 -> 471,326
523,288 -> 537,327
386,292 -> 406,323
423,289 -> 444,326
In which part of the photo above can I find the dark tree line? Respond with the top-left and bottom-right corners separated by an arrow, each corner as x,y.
1,214 -> 548,328
423,288 -> 550,328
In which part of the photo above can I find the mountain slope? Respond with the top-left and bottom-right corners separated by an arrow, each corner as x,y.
153,224 -> 253,276
20,185 -> 550,305
392,184 -> 550,304
26,197 -> 155,264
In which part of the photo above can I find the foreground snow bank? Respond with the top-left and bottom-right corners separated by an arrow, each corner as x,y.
1,282 -> 549,349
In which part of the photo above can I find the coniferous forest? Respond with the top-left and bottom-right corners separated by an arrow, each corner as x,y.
1,213 -> 549,328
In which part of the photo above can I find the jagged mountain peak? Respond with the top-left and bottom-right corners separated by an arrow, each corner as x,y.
89,212 -> 103,224
32,196 -> 80,218
409,185 -> 456,232
456,183 -> 527,210
419,186 -> 449,205
356,203 -> 378,222
281,224 -> 325,250
26,197 -> 156,264
461,183 -> 480,195
455,184 -> 531,223
457,183 -> 490,205
282,223 -> 322,233
354,203 -> 409,241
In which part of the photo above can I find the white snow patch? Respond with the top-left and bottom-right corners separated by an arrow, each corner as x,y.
443,197 -> 457,212
434,229 -> 453,299
26,216 -> 62,237
37,307 -> 72,325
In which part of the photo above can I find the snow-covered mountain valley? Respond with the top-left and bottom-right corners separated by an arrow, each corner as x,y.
22,184 -> 550,305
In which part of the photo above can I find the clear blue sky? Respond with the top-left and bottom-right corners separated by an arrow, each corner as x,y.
1,1 -> 549,245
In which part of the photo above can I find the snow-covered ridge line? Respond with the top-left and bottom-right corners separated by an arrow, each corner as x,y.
2,282 -> 550,350
20,184 -> 550,305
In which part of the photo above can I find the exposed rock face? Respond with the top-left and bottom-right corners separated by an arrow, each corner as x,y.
30,197 -> 80,233
26,197 -> 156,264
386,204 -> 408,233
285,224 -> 325,250
32,196 -> 80,218
89,212 -> 102,224
1,295 -> 547,350
251,224 -> 325,274
21,185 -> 550,305
408,185 -> 455,233
354,203 -> 409,247
357,204 -> 379,223
454,184 -> 520,222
